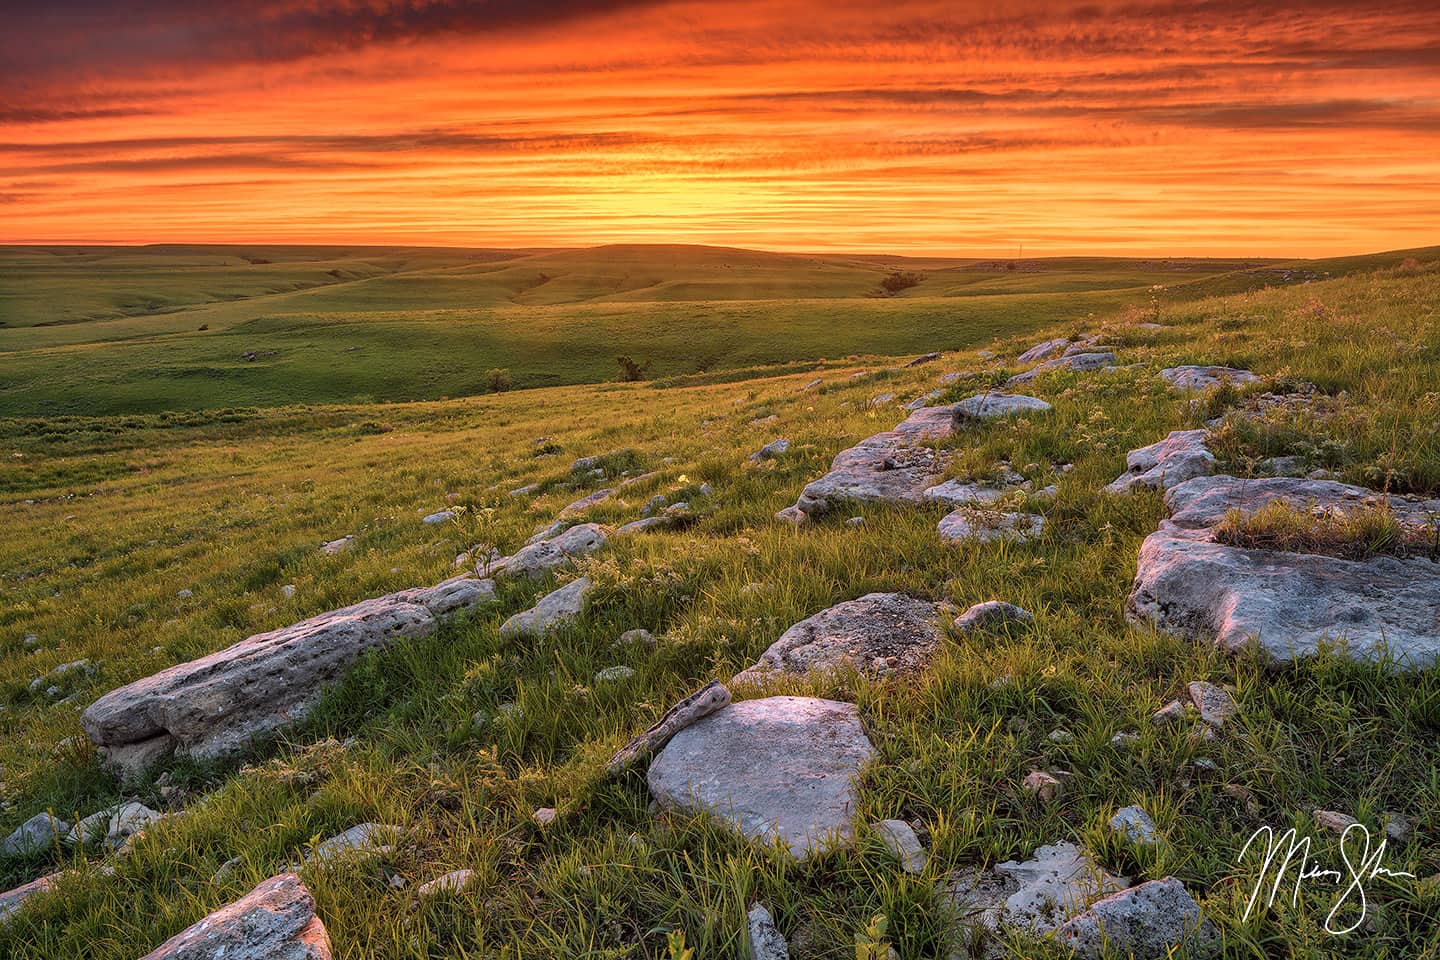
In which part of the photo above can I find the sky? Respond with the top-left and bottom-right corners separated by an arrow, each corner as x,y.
2,0 -> 1438,256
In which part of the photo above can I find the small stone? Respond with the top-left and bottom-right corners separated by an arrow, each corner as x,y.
617,628 -> 656,650
747,903 -> 790,960
954,600 -> 1033,633
845,516 -> 865,526
176,589 -> 193,599
282,584 -> 296,599
320,536 -> 353,555
1108,806 -> 1160,845
873,819 -> 927,874
422,510 -> 456,525
1314,810 -> 1359,835
309,823 -> 400,865
0,872 -> 58,925
594,666 -> 635,684
498,577 -> 592,640
749,439 -> 792,463
533,807 -> 557,827
1023,770 -> 1064,802
1384,813 -> 1412,844
1048,729 -> 1073,744
2,812 -> 70,856
1151,700 -> 1189,725
1193,758 -> 1219,774
1110,731 -> 1139,748
417,869 -> 477,898
213,856 -> 244,883
1187,681 -> 1237,728
1224,784 -> 1261,817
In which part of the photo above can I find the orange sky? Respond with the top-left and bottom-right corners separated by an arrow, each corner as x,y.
2,0 -> 1438,255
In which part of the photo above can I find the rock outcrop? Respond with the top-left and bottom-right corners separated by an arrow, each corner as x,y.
732,593 -> 945,683
139,873 -> 330,960
1105,430 -> 1214,494
1054,877 -> 1217,958
937,510 -> 1045,544
647,696 -> 875,861
2,812 -> 69,856
489,523 -> 607,580
954,392 -> 1053,420
941,841 -> 1128,940
1007,352 -> 1116,385
1159,365 -> 1259,391
82,578 -> 497,777
498,577 -> 593,640
954,601 -> 1034,633
0,872 -> 59,925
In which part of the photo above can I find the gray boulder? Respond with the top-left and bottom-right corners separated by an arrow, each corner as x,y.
647,696 -> 875,861
559,488 -> 615,516
1159,365 -> 1259,391
938,510 -> 1045,544
138,873 -> 330,959
1007,352 -> 1116,385
614,516 -> 672,536
1055,877 -> 1217,958
82,579 -> 497,777
498,577 -> 592,640
1105,430 -> 1214,494
2,813 -> 69,856
954,392 -> 1052,420
1016,337 -> 1070,364
732,593 -> 944,683
490,523 -> 607,580
309,823 -> 399,865
1107,806 -> 1159,846
954,601 -> 1034,633
922,479 -> 1013,507
1187,681 -> 1237,728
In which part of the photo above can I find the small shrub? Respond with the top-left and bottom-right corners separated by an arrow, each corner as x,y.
485,368 -> 512,393
879,271 -> 925,295
616,355 -> 652,382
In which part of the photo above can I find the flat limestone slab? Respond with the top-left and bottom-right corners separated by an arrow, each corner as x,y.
647,696 -> 875,861
732,593 -> 944,683
941,841 -> 1127,939
1105,430 -> 1214,494
82,578 -> 496,775
1,872 -> 59,925
1159,365 -> 1260,391
140,873 -> 330,959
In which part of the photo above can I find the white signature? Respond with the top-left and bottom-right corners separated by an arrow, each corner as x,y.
1238,823 -> 1415,934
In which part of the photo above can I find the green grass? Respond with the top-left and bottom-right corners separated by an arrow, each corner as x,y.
0,260 -> 1438,957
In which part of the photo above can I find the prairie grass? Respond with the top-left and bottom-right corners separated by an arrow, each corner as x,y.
0,262 -> 1438,958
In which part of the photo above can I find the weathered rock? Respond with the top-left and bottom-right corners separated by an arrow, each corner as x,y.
614,516 -> 672,536
904,389 -> 946,410
941,841 -> 1128,940
786,406 -> 959,519
1126,478 -> 1440,668
874,819 -> 927,874
732,593 -> 944,684
868,393 -> 896,407
749,439 -> 792,462
1007,352 -> 1116,385
526,518 -> 568,545
747,903 -> 790,960
1187,681 -> 1237,728
1016,337 -> 1071,364
416,869 -> 476,898
954,392 -> 1052,420
490,523 -> 607,580
607,680 -> 732,775
559,488 -> 615,516
594,666 -> 635,684
139,873 -> 330,959
0,872 -> 59,925
319,536 -> 352,555
1108,806 -> 1159,845
1258,455 -> 1308,476
309,823 -> 400,865
1022,770 -> 1064,802
1105,430 -> 1215,494
617,628 -> 657,650
2,813 -> 69,856
498,577 -> 592,640
954,601 -> 1034,633
1314,810 -> 1359,835
647,696 -> 875,861
83,580 -> 497,773
106,801 -> 162,849
937,510 -> 1045,544
1159,365 -> 1260,391
922,479 -> 1013,507
1054,877 -> 1216,958
1384,813 -> 1413,844
532,807 -> 557,826
906,351 -> 942,367
1151,700 -> 1189,725
421,510 -> 455,525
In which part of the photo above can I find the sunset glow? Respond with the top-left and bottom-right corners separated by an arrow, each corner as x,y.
4,0 -> 1439,255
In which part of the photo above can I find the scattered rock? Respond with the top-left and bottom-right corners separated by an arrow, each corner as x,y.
1187,681 -> 1237,728
177,589 -> 193,600
1054,877 -> 1217,959
1007,352 -> 1116,385
1314,810 -> 1359,835
498,577 -> 592,640
922,479 -> 1014,507
1384,813 -> 1413,844
533,807 -> 557,827
282,584 -> 296,599
1258,455 -> 1308,476
906,351 -> 942,367
937,510 -> 1045,544
873,819 -> 927,874
1108,806 -> 1159,845
954,392 -> 1052,420
2,812 -> 69,856
1151,700 -> 1189,725
1160,365 -> 1260,391
138,873 -> 330,959
0,872 -> 59,925
319,536 -> 353,555
801,378 -> 823,392
647,696 -> 876,861
749,439 -> 791,463
747,903 -> 790,960
904,389 -> 945,410
615,516 -> 672,536
1048,729 -> 1073,744
1110,731 -> 1139,748
559,488 -> 615,517
607,680 -> 732,775
845,515 -> 865,526
941,841 -> 1127,942
1016,337 -> 1071,364
417,869 -> 476,899
954,601 -> 1034,633
1105,430 -> 1215,494
421,510 -> 455,525
594,666 -> 635,684
82,578 -> 497,775
309,823 -> 400,865
105,801 -> 162,849
1022,771 -> 1064,802
490,523 -> 607,580
733,593 -> 944,684
868,393 -> 896,407
616,628 -> 657,650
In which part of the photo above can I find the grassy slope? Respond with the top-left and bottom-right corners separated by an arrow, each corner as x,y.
10,244 -> 1435,417
2,262 -> 1439,957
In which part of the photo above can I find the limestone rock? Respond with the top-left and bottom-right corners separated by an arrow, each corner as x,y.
421,510 -> 455,525
1105,430 -> 1215,494
1055,878 -> 1217,958
615,516 -> 672,536
1007,352 -> 1116,385
647,696 -> 875,861
0,872 -> 59,925
906,351 -> 942,367
417,869 -> 476,898
83,580 -> 496,774
319,536 -> 352,556
938,510 -> 1045,544
1163,475 -> 1440,532
607,680 -> 732,775
2,813 -> 69,856
1022,771 -> 1063,802
1187,681 -> 1237,728
954,601 -> 1034,633
922,479 -> 1013,507
747,903 -> 790,960
733,593 -> 944,684
498,577 -> 592,640
559,488 -> 615,517
941,841 -> 1128,939
1016,337 -> 1070,364
533,807 -> 557,826
138,873 -> 330,959
954,392 -> 1052,420
1151,700 -> 1189,725
1160,365 -> 1259,391
1314,810 -> 1359,835
594,666 -> 635,684
309,823 -> 400,865
749,439 -> 792,463
874,819 -> 927,874
1259,455 -> 1309,476
490,523 -> 607,580
1108,806 -> 1159,845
